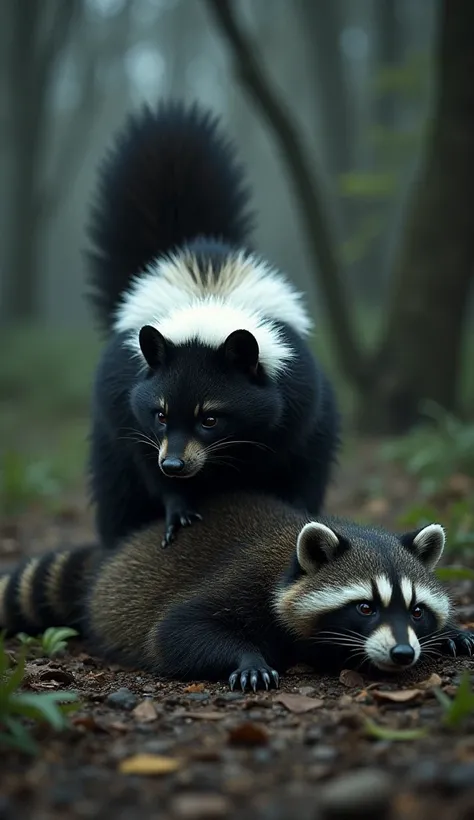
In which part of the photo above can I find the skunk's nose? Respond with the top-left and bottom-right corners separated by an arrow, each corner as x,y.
390,643 -> 415,666
161,457 -> 185,476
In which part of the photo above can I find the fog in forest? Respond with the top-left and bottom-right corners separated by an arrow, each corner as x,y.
1,0 -> 473,509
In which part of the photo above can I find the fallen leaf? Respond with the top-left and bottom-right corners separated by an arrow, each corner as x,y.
108,721 -> 129,733
372,689 -> 421,703
339,669 -> 364,688
275,693 -> 324,713
170,793 -> 230,818
185,710 -> 225,720
119,754 -> 182,775
38,667 -> 75,685
228,722 -> 268,746
183,683 -> 205,693
72,716 -> 110,734
132,699 -> 158,723
418,673 -> 442,690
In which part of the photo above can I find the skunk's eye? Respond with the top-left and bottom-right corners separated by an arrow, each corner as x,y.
201,416 -> 217,429
156,410 -> 167,425
411,604 -> 424,620
357,602 -> 375,616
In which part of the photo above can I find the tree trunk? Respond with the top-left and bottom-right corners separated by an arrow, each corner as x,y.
358,0 -> 474,432
2,3 -> 44,321
1,1 -> 79,323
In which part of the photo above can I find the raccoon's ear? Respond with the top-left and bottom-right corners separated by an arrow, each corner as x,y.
222,329 -> 259,375
296,522 -> 341,574
139,325 -> 169,370
401,524 -> 445,570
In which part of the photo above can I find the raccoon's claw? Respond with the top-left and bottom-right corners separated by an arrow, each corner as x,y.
440,629 -> 474,658
228,665 -> 280,693
161,509 -> 202,548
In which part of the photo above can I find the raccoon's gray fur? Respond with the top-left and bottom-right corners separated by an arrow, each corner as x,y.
1,494 -> 472,690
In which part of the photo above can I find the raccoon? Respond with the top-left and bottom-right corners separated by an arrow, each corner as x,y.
1,495 -> 472,690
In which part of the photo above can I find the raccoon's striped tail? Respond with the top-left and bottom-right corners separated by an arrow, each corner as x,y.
0,545 -> 99,637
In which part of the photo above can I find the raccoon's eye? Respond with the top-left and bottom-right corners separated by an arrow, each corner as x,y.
201,416 -> 217,429
356,602 -> 374,616
156,410 -> 167,425
411,604 -> 424,620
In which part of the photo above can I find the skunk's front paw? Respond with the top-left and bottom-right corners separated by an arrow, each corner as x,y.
439,628 -> 474,658
161,507 -> 202,548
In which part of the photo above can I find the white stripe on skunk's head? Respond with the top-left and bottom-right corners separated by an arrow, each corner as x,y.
274,519 -> 451,673
114,249 -> 313,379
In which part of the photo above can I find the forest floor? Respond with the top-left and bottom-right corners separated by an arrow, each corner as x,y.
1,439 -> 474,820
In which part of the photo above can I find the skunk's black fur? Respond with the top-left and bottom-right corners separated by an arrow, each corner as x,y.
85,100 -> 340,549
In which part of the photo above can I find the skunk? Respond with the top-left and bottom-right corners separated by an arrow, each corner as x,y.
86,101 -> 340,548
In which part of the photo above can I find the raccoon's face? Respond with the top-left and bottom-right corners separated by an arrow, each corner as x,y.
131,325 -> 283,478
275,520 -> 450,673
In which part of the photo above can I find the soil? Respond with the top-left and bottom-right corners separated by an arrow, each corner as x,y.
1,439 -> 474,820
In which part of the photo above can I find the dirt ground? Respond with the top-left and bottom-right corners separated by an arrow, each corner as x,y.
2,440 -> 474,820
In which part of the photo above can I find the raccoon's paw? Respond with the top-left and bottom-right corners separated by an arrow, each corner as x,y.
161,509 -> 203,548
440,628 -> 474,658
229,663 -> 280,693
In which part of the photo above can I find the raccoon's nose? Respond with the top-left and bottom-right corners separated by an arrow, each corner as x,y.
161,457 -> 185,476
390,644 -> 415,666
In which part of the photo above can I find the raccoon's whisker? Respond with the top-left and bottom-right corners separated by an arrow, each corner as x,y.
420,631 -> 453,647
314,629 -> 366,642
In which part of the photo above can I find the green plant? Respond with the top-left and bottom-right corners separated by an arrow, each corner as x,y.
0,451 -> 61,516
364,717 -> 428,741
434,671 -> 474,728
0,632 -> 78,754
381,401 -> 474,497
398,498 -> 474,554
16,627 -> 79,658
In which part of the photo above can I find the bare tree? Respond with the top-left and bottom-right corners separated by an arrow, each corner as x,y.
204,0 -> 474,433
1,0 -> 133,323
1,1 -> 80,322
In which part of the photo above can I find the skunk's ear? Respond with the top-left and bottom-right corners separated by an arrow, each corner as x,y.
139,325 -> 168,370
296,522 -> 342,574
222,329 -> 259,375
400,524 -> 445,570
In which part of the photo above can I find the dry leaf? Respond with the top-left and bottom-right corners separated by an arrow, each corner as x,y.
119,754 -> 181,775
72,715 -> 110,734
339,669 -> 364,688
108,721 -> 129,733
183,683 -> 205,693
38,668 -> 75,685
228,722 -> 268,746
418,673 -> 442,690
170,793 -> 230,818
132,699 -> 158,723
275,693 -> 324,713
185,710 -> 224,721
372,689 -> 421,703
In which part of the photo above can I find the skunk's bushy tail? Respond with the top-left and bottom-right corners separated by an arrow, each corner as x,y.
86,101 -> 254,332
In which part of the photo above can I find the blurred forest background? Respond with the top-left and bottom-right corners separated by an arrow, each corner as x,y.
1,0 -> 473,546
